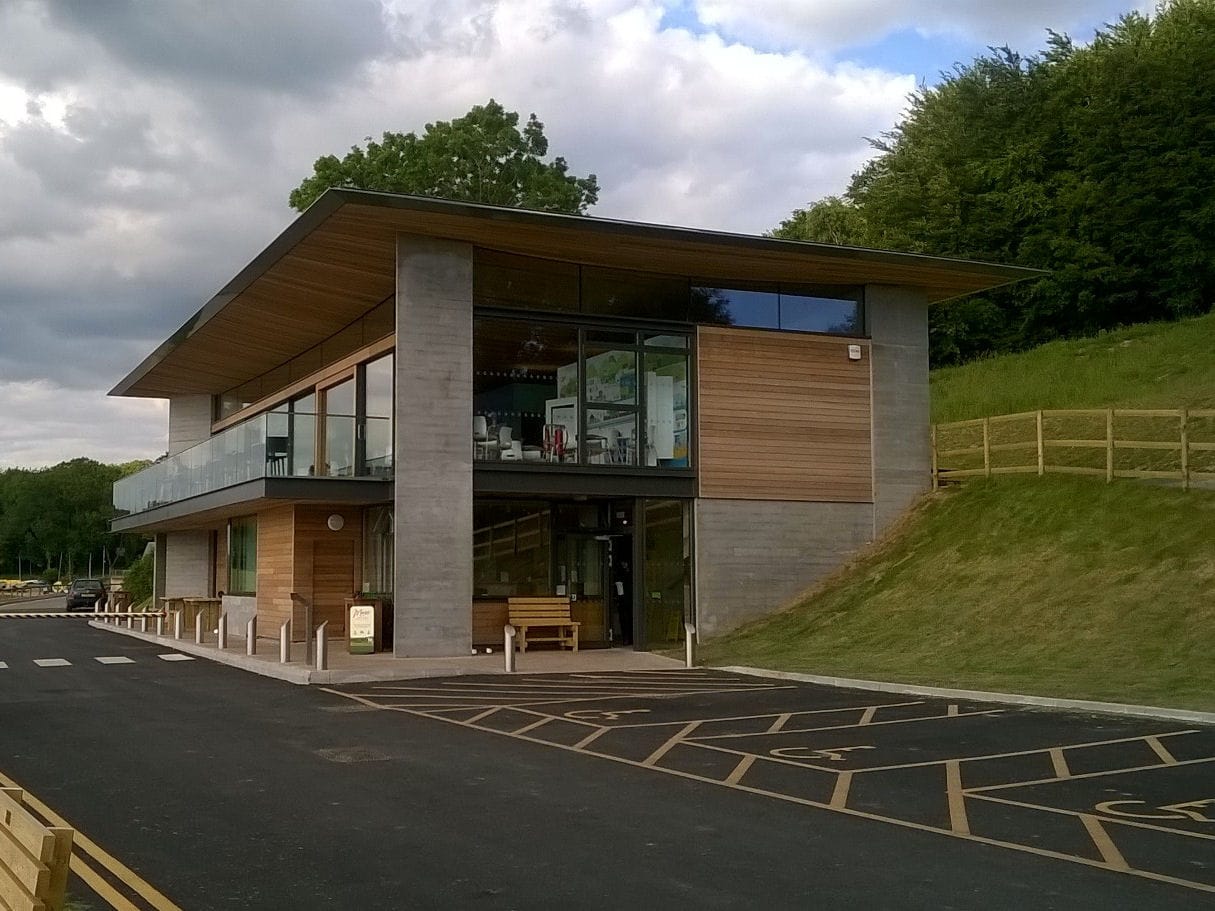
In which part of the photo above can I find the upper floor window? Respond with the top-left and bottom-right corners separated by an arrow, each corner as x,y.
693,284 -> 863,336
474,249 -> 864,337
473,318 -> 690,470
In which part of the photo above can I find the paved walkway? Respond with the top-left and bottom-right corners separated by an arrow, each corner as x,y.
88,618 -> 681,684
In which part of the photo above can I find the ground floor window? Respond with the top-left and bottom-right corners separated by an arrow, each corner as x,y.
363,505 -> 394,595
471,496 -> 692,650
228,516 -> 257,595
643,499 -> 691,648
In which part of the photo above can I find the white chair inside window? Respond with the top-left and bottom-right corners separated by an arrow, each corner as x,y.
474,415 -> 495,460
498,426 -> 523,462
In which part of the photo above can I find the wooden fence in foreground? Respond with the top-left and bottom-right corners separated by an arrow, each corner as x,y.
932,408 -> 1215,490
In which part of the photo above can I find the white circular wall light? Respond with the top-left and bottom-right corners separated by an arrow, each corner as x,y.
326,514 -> 345,532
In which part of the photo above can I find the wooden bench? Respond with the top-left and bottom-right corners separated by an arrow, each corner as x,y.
507,597 -> 579,652
0,787 -> 73,911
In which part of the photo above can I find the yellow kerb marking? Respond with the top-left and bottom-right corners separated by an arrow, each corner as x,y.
1145,736 -> 1178,766
725,755 -> 756,786
70,854 -> 142,911
831,772 -> 853,809
946,761 -> 970,835
1080,814 -> 1130,870
643,722 -> 702,767
1049,748 -> 1071,779
0,770 -> 184,911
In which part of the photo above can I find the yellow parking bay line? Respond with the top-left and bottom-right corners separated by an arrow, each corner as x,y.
0,770 -> 183,911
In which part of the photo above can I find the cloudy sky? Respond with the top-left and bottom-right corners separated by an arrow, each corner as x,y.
0,0 -> 1147,468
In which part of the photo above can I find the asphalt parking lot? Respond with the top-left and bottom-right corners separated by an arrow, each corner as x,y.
1,619 -> 1212,909
325,670 -> 1215,897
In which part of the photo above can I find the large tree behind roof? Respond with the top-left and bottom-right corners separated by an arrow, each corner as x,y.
289,99 -> 599,214
772,0 -> 1215,366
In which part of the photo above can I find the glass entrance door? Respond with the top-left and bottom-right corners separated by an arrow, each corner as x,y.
558,534 -> 608,646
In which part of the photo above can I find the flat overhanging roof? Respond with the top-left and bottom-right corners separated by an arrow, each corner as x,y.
111,189 -> 1044,398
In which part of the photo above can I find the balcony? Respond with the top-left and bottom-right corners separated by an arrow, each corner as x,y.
114,414 -> 393,519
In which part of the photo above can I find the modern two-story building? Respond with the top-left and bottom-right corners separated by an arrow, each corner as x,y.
111,190 -> 1036,657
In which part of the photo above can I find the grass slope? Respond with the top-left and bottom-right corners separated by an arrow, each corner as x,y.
931,311 -> 1215,423
699,477 -> 1215,711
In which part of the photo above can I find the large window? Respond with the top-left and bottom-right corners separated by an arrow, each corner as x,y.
473,318 -> 690,469
474,250 -> 865,338
473,501 -> 553,597
228,516 -> 257,595
323,378 -> 356,477
363,506 -> 394,595
362,353 -> 394,477
693,283 -> 863,335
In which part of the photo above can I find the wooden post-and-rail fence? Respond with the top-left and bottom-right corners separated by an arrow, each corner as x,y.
933,408 -> 1215,490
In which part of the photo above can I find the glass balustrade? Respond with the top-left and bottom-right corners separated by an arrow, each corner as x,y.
113,411 -> 394,516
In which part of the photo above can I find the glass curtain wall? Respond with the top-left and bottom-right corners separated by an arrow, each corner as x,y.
228,516 -> 257,595
642,499 -> 691,648
474,318 -> 690,469
473,501 -> 553,597
323,379 -> 356,477
362,353 -> 394,477
363,505 -> 394,594
289,393 -> 317,476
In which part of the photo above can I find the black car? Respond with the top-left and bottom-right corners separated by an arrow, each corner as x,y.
66,579 -> 107,611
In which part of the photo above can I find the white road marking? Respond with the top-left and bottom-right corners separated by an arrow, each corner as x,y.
33,658 -> 72,667
0,661 -> 7,669
157,654 -> 194,662
94,656 -> 136,665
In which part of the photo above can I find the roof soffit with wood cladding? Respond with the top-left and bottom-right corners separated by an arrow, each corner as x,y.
111,189 -> 1043,398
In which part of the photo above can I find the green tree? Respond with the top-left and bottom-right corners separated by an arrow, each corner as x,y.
774,0 -> 1215,364
289,99 -> 599,214
769,196 -> 868,246
0,459 -> 148,579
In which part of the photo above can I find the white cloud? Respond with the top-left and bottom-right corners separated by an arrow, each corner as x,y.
691,0 -> 1156,52
0,381 -> 166,469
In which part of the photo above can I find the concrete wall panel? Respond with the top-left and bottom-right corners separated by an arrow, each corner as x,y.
163,530 -> 212,598
394,236 -> 474,657
694,498 -> 873,638
167,395 -> 212,456
867,286 -> 931,535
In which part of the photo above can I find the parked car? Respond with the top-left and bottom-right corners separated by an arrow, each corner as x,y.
65,579 -> 107,611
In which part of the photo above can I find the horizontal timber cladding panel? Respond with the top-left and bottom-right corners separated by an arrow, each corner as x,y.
697,326 -> 873,502
473,601 -> 509,647
255,506 -> 295,632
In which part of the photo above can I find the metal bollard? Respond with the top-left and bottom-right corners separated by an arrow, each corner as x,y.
279,619 -> 291,664
194,615 -> 204,645
246,617 -> 257,656
503,624 -> 517,673
173,611 -> 183,640
139,614 -> 148,633
217,613 -> 228,650
126,611 -> 134,629
315,622 -> 329,671
684,622 -> 697,669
